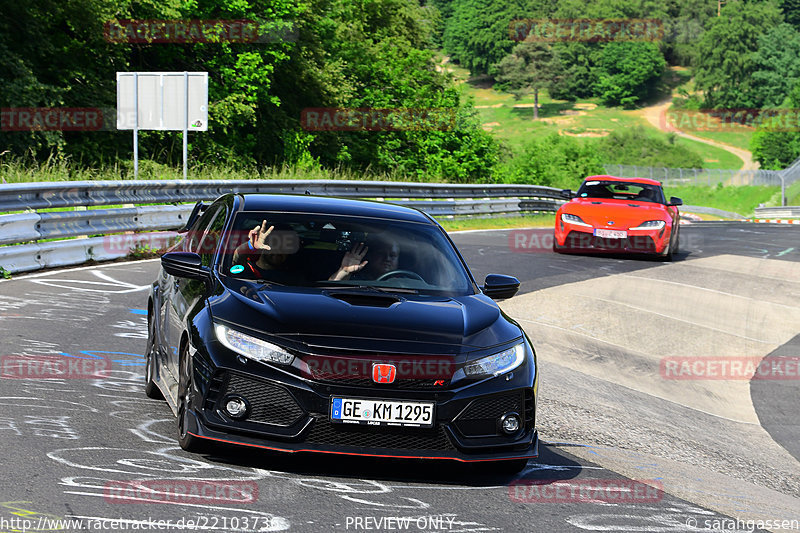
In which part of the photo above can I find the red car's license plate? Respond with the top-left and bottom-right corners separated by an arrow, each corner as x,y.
594,229 -> 627,239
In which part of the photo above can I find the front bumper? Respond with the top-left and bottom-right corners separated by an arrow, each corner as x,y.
186,347 -> 538,462
556,228 -> 665,254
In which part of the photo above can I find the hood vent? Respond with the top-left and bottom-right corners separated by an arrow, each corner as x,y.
328,292 -> 400,308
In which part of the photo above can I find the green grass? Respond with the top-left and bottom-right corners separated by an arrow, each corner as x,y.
0,158 -> 415,184
464,86 -> 744,169
669,136 -> 743,169
785,180 -> 800,206
438,214 -> 555,232
677,127 -> 753,155
452,59 -> 747,170
665,104 -> 755,153
666,72 -> 755,153
663,185 -> 781,216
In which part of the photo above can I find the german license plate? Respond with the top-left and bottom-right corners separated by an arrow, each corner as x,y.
594,229 -> 627,239
331,397 -> 434,428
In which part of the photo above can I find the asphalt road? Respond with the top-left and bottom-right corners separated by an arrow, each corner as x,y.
0,222 -> 797,533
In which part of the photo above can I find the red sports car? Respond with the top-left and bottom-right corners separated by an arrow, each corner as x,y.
553,176 -> 682,260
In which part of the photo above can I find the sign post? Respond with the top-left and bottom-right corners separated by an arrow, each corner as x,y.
116,72 -> 208,179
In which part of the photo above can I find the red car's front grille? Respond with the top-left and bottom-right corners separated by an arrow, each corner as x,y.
566,232 -> 656,252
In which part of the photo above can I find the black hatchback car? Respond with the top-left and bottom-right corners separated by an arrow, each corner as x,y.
146,193 -> 538,472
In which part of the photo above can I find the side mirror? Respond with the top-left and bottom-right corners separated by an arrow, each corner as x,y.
669,196 -> 683,206
560,189 -> 574,200
161,252 -> 211,282
482,274 -> 520,300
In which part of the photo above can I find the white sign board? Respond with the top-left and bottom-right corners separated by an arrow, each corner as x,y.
116,72 -> 208,131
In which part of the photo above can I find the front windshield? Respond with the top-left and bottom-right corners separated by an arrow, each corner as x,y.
220,212 -> 476,296
576,180 -> 665,203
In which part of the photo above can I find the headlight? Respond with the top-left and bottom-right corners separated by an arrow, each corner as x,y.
464,343 -> 526,377
630,220 -> 666,230
561,213 -> 592,227
214,323 -> 294,365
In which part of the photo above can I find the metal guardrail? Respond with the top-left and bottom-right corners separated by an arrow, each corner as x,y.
0,180 -> 566,274
681,205 -> 747,220
754,206 -> 800,218
0,180 -> 564,212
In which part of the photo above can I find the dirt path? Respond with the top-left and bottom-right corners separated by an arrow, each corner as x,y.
640,98 -> 759,171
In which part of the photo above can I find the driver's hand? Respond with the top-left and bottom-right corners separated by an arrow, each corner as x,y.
249,220 -> 275,251
329,242 -> 368,281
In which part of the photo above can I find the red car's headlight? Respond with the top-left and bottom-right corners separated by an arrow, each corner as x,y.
630,220 -> 666,230
561,213 -> 592,227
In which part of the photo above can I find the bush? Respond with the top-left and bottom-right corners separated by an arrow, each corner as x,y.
498,133 -> 605,189
596,127 -> 704,168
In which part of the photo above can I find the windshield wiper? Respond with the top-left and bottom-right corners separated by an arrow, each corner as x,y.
371,286 -> 419,294
313,283 -> 419,294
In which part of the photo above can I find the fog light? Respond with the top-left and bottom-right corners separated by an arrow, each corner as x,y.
500,412 -> 521,434
224,396 -> 249,419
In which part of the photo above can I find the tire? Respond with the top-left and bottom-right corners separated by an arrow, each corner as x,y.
663,226 -> 678,262
177,346 -> 207,453
663,240 -> 673,261
144,315 -> 163,399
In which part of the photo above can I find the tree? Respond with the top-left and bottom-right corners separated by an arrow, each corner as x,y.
693,0 -> 783,109
750,23 -> 800,108
594,42 -> 665,107
442,0 -> 535,75
491,42 -> 564,119
751,80 -> 800,169
780,0 -> 800,28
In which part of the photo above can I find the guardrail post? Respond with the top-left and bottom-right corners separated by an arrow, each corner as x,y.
781,173 -> 786,206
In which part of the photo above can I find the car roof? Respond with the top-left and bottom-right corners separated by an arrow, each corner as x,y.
582,175 -> 663,187
235,194 -> 434,223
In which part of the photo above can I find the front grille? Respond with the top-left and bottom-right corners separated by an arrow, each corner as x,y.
461,393 -> 523,420
222,373 -> 305,427
566,232 -> 656,252
305,417 -> 454,451
455,392 -> 524,438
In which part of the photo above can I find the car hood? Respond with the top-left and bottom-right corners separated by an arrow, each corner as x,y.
209,279 -> 522,356
563,198 -> 669,228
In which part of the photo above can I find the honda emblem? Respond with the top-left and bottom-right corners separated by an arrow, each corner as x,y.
372,363 -> 397,384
